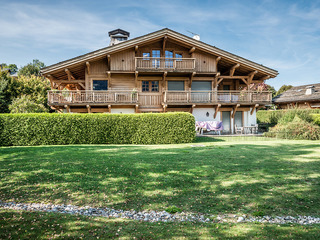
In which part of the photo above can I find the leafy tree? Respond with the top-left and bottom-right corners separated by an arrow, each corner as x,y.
0,71 -> 11,113
276,85 -> 293,97
0,63 -> 18,74
9,95 -> 48,113
18,59 -> 46,77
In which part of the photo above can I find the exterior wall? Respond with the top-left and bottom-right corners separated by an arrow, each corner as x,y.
192,108 -> 220,121
246,108 -> 257,126
111,50 -> 135,71
111,108 -> 135,114
193,51 -> 217,72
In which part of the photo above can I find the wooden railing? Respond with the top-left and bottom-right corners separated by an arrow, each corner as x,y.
48,90 -> 138,104
135,57 -> 195,71
164,91 -> 272,104
48,90 -> 272,106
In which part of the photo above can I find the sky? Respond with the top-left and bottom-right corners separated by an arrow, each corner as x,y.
1,0 -> 320,90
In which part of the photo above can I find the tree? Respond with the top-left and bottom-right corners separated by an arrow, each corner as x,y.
0,71 -> 11,113
18,59 -> 46,77
9,95 -> 48,113
0,63 -> 18,74
275,85 -> 293,97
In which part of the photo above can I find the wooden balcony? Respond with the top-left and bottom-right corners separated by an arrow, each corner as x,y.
164,91 -> 272,105
135,57 -> 195,72
48,90 -> 138,105
48,90 -> 272,106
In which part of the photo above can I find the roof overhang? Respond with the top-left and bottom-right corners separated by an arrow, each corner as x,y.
41,28 -> 279,78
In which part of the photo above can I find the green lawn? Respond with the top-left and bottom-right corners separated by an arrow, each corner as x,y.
1,137 -> 320,238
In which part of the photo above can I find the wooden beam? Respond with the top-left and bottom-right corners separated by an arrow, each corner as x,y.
214,104 -> 221,119
259,75 -> 270,81
217,78 -> 224,86
191,104 -> 196,114
135,71 -> 139,88
107,71 -> 111,89
86,105 -> 91,113
47,74 -> 57,81
241,78 -> 248,85
162,36 -> 167,53
135,45 -> 139,53
65,69 -> 75,81
135,104 -> 139,113
108,104 -> 111,113
248,70 -> 258,85
189,72 -> 196,88
163,104 -> 167,113
64,105 -> 71,113
306,102 -> 311,108
229,64 -> 240,77
107,55 -> 111,70
232,104 -> 240,118
250,104 -> 259,115
218,76 -> 249,79
53,80 -> 85,83
86,62 -> 90,75
216,56 -> 221,64
78,82 -> 85,89
163,71 -> 167,89
189,47 -> 196,54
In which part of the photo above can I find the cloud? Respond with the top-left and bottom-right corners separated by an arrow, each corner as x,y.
0,2 -> 161,51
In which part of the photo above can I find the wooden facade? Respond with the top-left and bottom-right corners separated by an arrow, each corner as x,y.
42,28 -> 278,131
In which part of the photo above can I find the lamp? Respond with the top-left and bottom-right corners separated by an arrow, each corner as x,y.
206,112 -> 209,117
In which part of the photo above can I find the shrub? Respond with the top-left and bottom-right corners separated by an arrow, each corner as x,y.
312,114 -> 320,126
257,109 -> 320,124
264,116 -> 320,140
0,112 -> 195,146
165,206 -> 182,214
9,95 -> 48,113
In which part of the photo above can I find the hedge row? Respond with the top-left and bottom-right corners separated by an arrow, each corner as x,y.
257,109 -> 320,124
0,113 -> 195,146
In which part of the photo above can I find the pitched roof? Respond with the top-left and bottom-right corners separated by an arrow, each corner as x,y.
41,28 -> 278,77
273,83 -> 320,103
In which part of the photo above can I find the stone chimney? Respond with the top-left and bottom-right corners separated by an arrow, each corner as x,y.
108,29 -> 130,46
305,86 -> 315,95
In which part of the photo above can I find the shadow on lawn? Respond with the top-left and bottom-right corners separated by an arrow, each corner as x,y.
0,141 -> 320,216
1,210 -> 320,239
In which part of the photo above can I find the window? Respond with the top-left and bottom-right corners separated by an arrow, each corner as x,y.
142,81 -> 159,92
168,81 -> 184,91
143,52 -> 150,60
175,53 -> 183,61
165,50 -> 174,68
152,50 -> 161,68
93,80 -> 108,90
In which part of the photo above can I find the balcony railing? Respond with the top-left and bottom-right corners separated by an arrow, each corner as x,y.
48,90 -> 272,106
164,91 -> 272,104
48,90 -> 138,105
135,57 -> 195,71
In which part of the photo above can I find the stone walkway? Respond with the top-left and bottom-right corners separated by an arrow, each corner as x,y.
1,201 -> 320,225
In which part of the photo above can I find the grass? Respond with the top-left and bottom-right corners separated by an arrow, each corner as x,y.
1,209 -> 320,239
1,136 -> 320,238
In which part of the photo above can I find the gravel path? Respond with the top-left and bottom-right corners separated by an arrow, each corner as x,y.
1,201 -> 320,225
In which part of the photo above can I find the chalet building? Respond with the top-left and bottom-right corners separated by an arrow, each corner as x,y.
273,84 -> 320,109
41,28 -> 278,134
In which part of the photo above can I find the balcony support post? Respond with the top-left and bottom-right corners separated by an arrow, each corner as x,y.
250,104 -> 259,115
86,105 -> 91,113
135,71 -> 139,88
189,72 -> 196,88
214,104 -> 221,119
108,105 -> 111,113
162,71 -> 167,89
232,104 -> 240,119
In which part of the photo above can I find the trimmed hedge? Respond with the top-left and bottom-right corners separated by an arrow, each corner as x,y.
0,113 -> 195,146
257,109 -> 320,124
